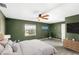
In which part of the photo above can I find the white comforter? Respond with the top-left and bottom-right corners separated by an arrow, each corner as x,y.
18,39 -> 57,55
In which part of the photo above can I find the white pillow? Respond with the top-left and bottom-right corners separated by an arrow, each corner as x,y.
1,44 -> 13,55
0,44 -> 4,54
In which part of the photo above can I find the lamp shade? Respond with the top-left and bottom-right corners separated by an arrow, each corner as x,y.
4,35 -> 11,38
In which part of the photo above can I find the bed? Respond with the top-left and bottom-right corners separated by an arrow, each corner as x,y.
0,39 -> 57,55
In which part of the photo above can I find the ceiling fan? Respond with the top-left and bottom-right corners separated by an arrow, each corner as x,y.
37,12 -> 49,21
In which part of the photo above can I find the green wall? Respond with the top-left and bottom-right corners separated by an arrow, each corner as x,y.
50,23 -> 61,39
66,14 -> 79,41
5,18 -> 49,41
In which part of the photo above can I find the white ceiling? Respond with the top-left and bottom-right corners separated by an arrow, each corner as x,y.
0,3 -> 63,23
0,3 -> 79,24
48,3 -> 79,23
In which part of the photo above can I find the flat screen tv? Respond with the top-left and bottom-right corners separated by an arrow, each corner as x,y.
67,22 -> 79,33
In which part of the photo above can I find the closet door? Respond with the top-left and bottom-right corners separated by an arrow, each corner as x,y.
0,11 -> 5,34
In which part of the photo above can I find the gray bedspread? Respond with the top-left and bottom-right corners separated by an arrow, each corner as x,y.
1,39 -> 57,55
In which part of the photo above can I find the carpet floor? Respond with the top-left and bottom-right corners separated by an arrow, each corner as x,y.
41,38 -> 79,55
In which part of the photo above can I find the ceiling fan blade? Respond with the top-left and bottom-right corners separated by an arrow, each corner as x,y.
42,14 -> 49,18
41,17 -> 48,20
37,17 -> 48,21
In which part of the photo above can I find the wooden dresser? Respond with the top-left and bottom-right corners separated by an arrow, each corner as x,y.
63,39 -> 79,52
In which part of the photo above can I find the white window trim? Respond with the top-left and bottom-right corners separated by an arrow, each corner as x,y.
24,24 -> 36,36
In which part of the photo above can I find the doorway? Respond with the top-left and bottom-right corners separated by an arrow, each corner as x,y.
61,23 -> 66,42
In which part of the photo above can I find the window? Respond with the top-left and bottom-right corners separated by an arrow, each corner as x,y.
42,25 -> 49,32
25,24 -> 36,36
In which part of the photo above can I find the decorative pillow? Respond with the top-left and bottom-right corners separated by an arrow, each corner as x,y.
12,43 -> 18,52
0,44 -> 4,54
12,43 -> 22,55
7,40 -> 18,52
1,44 -> 13,55
0,38 -> 8,46
8,40 -> 13,46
